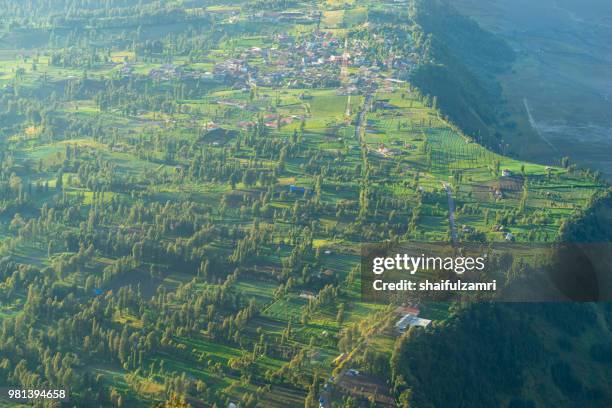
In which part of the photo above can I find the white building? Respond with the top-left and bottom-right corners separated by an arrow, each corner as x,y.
396,313 -> 431,332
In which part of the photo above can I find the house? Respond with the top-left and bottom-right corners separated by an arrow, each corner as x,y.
289,185 -> 305,193
395,313 -> 431,332
377,146 -> 391,156
237,121 -> 255,129
299,291 -> 316,300
202,122 -> 219,131
502,169 -> 512,177
395,306 -> 420,316
376,145 -> 401,157
111,145 -> 128,153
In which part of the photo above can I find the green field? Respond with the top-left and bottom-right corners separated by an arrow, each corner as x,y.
0,0 -> 608,407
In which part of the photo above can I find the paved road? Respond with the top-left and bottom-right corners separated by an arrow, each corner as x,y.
443,183 -> 458,245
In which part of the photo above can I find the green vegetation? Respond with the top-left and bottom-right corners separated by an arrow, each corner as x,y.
391,302 -> 612,408
0,0 -> 608,407
407,0 -> 515,150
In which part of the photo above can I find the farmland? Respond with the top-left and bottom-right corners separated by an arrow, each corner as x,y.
0,0 -> 608,407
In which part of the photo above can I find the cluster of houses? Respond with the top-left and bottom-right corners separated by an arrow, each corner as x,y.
214,58 -> 249,81
208,29 -> 414,91
376,141 -> 414,157
491,224 -> 515,241
112,16 -> 418,98
116,61 -> 219,82
377,144 -> 402,157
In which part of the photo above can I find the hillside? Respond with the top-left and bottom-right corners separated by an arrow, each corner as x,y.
453,0 -> 612,180
392,301 -> 612,408
390,188 -> 612,407
407,0 -> 515,150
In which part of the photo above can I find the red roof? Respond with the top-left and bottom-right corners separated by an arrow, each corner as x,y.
395,306 -> 420,316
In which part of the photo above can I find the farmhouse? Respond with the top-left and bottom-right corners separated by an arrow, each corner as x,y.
395,313 -> 432,332
377,145 -> 401,157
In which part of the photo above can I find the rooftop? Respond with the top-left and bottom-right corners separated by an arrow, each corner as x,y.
396,313 -> 432,331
